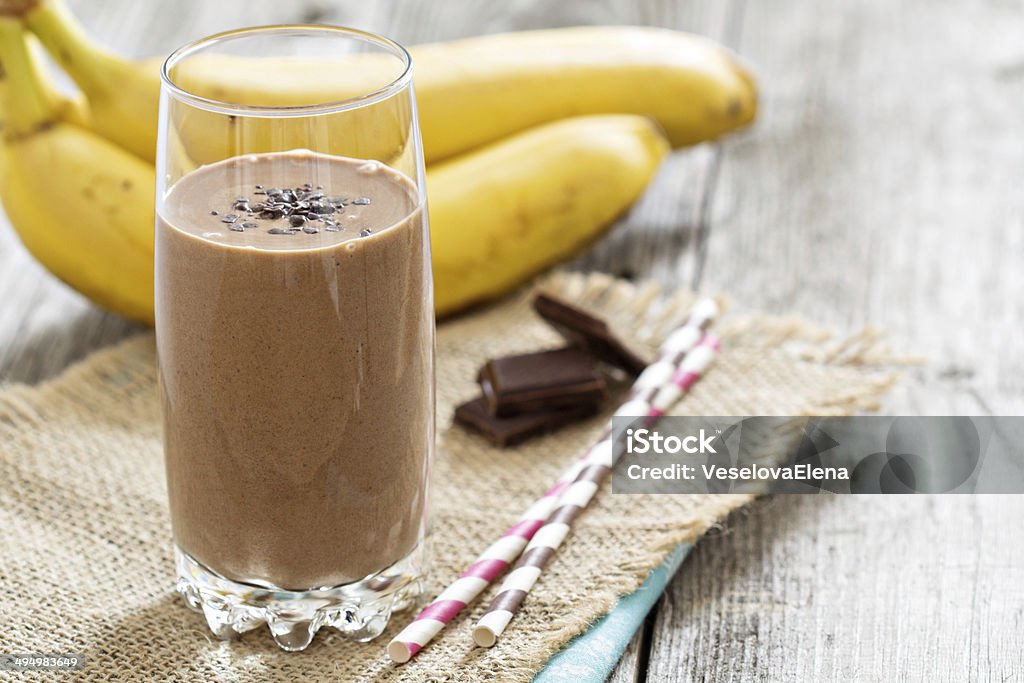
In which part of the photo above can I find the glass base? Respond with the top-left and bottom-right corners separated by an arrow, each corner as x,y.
174,543 -> 426,651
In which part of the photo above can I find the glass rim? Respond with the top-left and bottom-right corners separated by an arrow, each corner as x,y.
160,24 -> 413,117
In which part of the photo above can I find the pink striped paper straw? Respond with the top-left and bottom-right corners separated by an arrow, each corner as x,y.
387,299 -> 718,664
472,333 -> 721,648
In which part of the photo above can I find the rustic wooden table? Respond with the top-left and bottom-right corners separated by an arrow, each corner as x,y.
2,0 -> 1022,680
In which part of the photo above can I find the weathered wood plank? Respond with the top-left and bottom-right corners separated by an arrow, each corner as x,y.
650,493 -> 1024,682
701,0 -> 1024,413
646,0 -> 1024,679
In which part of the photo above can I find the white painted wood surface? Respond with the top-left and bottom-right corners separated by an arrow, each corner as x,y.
1,0 -> 1021,680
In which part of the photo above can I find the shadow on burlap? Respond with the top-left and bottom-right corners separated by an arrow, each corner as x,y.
0,272 -> 905,682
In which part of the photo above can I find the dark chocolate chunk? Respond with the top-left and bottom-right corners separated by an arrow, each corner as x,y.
228,225 -> 245,232
289,215 -> 307,227
241,222 -> 257,229
532,293 -> 650,376
221,214 -> 238,223
268,227 -> 290,235
478,347 -> 607,417
352,196 -> 371,205
360,228 -> 373,237
454,397 -> 598,447
302,225 -> 320,234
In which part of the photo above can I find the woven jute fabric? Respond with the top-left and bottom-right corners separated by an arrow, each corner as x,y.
0,272 -> 901,682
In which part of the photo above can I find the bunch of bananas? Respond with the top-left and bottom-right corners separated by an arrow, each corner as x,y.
0,0 -> 756,323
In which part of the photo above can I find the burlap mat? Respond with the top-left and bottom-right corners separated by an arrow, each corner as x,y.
0,272 -> 901,682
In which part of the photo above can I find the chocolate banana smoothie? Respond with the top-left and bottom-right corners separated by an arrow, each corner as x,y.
156,151 -> 434,590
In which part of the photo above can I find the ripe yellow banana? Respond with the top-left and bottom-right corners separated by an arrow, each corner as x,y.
23,0 -> 161,161
5,4 -> 674,322
2,23 -> 665,324
428,115 -> 668,315
24,0 -> 755,164
417,26 -> 754,159
23,32 -> 89,126
0,17 -> 155,324
0,32 -> 87,161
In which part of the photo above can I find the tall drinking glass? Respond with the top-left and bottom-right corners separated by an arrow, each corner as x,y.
155,26 -> 434,651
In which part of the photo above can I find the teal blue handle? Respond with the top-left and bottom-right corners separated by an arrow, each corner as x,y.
533,543 -> 691,683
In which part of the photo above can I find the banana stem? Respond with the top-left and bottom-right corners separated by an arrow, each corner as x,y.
24,0 -> 120,94
0,15 -> 53,134
0,0 -> 38,17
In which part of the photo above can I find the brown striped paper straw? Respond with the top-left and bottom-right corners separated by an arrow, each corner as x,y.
387,299 -> 718,663
471,332 -> 721,648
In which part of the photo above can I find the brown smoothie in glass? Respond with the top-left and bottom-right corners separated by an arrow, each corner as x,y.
156,151 -> 434,591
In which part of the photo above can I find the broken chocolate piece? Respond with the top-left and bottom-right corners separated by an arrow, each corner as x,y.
478,347 -> 607,417
454,397 -> 598,447
532,292 -> 650,376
